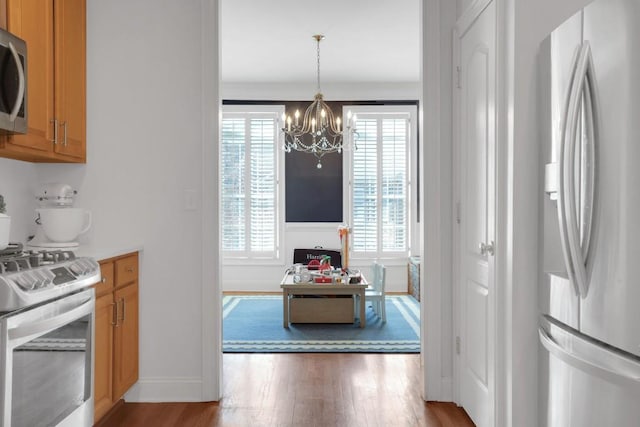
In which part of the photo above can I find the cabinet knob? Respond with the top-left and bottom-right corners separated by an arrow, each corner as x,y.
126,267 -> 134,273
101,277 -> 107,283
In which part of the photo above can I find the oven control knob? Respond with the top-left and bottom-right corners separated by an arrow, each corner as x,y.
70,264 -> 82,275
42,270 -> 55,287
74,260 -> 96,276
14,275 -> 29,291
30,271 -> 43,289
32,271 -> 49,289
26,272 -> 39,290
15,273 -> 35,291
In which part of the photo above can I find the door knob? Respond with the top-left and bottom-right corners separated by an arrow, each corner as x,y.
479,241 -> 495,256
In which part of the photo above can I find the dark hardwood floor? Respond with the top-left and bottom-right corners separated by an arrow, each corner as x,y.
99,353 -> 475,426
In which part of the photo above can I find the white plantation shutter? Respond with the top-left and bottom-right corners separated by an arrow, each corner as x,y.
352,119 -> 378,251
381,118 -> 407,252
221,106 -> 282,260
249,119 -> 275,252
349,108 -> 412,257
221,118 -> 245,251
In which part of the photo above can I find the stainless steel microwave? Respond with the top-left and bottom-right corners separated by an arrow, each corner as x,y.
0,28 -> 26,134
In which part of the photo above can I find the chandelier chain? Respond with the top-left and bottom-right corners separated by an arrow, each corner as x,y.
316,37 -> 321,94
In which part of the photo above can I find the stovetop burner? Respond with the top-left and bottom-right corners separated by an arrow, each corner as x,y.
0,242 -> 23,258
0,248 -> 76,274
0,244 -> 100,312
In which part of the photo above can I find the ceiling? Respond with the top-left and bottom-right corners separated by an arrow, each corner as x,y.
220,0 -> 421,85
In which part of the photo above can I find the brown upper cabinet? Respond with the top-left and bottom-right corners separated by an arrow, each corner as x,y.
0,0 -> 6,29
0,0 -> 86,162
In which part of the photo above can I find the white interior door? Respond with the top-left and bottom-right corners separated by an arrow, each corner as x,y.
455,1 -> 496,426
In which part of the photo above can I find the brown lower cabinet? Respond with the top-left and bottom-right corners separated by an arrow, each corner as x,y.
113,282 -> 139,399
94,253 -> 139,423
94,293 -> 114,421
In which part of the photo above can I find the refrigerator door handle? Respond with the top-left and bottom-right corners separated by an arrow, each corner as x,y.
557,44 -> 583,297
557,42 -> 598,298
539,325 -> 640,389
581,73 -> 597,259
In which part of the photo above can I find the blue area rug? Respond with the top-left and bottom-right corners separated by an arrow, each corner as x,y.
223,295 -> 420,353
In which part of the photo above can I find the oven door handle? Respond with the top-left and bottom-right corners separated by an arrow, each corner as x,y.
8,299 -> 93,346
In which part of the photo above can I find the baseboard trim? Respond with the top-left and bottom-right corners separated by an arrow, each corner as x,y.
441,376 -> 453,401
124,377 -> 205,402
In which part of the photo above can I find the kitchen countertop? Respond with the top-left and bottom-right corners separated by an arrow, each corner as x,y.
72,243 -> 144,261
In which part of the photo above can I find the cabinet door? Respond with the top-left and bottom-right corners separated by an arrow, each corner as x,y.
113,283 -> 139,399
96,261 -> 115,297
53,0 -> 85,159
6,0 -> 55,153
115,254 -> 138,288
94,294 -> 115,421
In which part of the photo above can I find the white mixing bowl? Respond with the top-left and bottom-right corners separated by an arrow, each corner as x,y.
37,208 -> 91,243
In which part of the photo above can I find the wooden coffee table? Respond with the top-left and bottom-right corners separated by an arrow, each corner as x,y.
280,273 -> 368,328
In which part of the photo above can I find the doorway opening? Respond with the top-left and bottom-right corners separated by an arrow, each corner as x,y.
217,0 -> 423,357
203,0 -> 463,411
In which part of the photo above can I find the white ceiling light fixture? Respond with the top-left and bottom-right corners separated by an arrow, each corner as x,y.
281,34 -> 356,169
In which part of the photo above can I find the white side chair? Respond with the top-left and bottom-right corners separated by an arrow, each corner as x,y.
365,262 -> 386,322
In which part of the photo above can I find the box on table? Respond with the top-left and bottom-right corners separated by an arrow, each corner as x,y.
290,296 -> 355,323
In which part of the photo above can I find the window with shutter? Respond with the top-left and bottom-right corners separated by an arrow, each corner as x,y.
221,105 -> 284,261
346,105 -> 417,259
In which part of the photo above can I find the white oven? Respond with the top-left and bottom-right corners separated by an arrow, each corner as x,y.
0,246 -> 100,427
0,288 -> 95,427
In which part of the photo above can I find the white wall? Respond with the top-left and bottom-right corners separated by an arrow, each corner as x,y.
0,158 -> 37,243
421,0 -> 457,401
456,0 -> 474,16
437,0 -> 456,395
34,0 -> 209,401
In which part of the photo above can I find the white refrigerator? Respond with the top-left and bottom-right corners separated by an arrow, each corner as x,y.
540,0 -> 640,425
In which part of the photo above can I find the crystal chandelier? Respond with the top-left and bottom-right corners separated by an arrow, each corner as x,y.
282,35 -> 356,169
